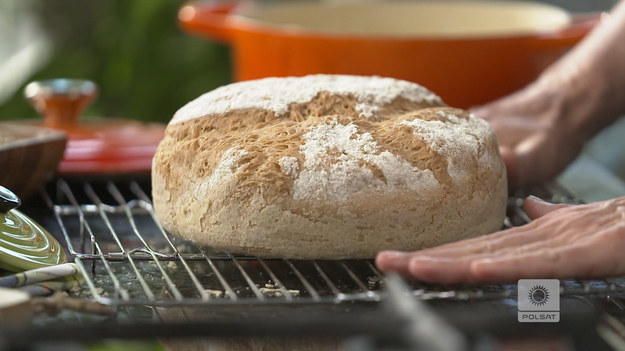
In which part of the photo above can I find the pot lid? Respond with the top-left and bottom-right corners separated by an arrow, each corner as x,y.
0,185 -> 66,272
24,79 -> 165,175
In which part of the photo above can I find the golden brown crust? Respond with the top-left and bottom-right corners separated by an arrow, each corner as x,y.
152,76 -> 506,259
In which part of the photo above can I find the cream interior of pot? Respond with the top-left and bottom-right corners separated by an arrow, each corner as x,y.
239,0 -> 571,37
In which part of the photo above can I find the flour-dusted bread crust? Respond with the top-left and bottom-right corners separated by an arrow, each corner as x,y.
152,75 -> 507,259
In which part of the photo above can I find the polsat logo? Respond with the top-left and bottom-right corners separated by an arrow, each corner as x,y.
518,279 -> 560,323
528,284 -> 550,306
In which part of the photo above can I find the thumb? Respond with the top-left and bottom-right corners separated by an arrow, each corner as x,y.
469,105 -> 496,123
499,146 -> 520,189
523,195 -> 571,219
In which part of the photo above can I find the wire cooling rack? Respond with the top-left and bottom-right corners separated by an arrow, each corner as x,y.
32,179 -> 625,309
1,179 -> 625,350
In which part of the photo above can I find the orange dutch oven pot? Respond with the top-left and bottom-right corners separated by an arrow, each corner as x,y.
178,1 -> 599,108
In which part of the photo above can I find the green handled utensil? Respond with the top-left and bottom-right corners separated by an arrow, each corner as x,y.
0,185 -> 66,272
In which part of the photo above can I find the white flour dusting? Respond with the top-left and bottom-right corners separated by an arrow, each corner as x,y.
279,156 -> 299,177
399,111 -> 492,182
194,146 -> 247,200
208,146 -> 248,188
171,75 -> 442,124
292,120 -> 438,202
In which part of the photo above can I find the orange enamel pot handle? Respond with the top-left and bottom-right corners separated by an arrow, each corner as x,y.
178,1 -> 239,43
531,12 -> 603,49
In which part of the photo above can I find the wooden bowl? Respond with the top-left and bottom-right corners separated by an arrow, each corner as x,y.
0,122 -> 67,199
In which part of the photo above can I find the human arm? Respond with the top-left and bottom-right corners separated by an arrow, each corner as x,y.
375,1 -> 625,284
472,0 -> 625,188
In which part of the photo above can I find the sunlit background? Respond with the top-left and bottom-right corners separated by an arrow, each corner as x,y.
0,0 -> 616,124
0,0 -> 231,123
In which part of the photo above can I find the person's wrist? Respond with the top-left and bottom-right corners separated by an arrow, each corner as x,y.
564,64 -> 613,145
536,59 -> 603,149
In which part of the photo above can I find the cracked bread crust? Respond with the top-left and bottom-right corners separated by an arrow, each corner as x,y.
152,75 -> 507,259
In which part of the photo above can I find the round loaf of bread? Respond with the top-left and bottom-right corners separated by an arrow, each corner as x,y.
152,75 -> 507,259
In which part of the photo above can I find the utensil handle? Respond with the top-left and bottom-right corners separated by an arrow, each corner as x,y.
532,12 -> 602,49
178,1 -> 239,43
0,263 -> 80,289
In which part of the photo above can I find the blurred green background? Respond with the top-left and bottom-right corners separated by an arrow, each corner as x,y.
0,0 -> 616,124
0,0 -> 232,124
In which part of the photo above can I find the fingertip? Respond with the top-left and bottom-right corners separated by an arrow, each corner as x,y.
469,102 -> 501,120
375,250 -> 403,271
523,195 -> 570,219
469,258 -> 503,283
408,256 -> 460,284
499,146 -> 521,189
468,105 -> 486,117
375,250 -> 416,279
407,256 -> 437,283
470,258 -> 529,283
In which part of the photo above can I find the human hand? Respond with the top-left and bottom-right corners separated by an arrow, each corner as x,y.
471,0 -> 625,188
375,196 -> 625,284
470,79 -> 585,189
